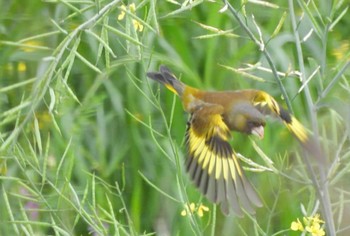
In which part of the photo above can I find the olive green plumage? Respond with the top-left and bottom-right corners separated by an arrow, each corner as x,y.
147,65 -> 309,216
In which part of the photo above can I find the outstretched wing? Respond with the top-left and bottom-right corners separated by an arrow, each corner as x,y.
185,103 -> 262,216
251,91 -> 326,161
252,91 -> 308,143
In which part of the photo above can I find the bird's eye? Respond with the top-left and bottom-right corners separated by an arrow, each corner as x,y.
248,120 -> 265,129
248,121 -> 258,126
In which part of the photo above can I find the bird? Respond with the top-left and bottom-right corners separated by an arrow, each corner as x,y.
146,65 -> 309,216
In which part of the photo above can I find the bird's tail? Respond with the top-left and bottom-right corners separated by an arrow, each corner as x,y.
147,65 -> 185,97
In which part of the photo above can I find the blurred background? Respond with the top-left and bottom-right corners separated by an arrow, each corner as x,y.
0,0 -> 349,235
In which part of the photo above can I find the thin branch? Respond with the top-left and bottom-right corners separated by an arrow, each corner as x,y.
317,60 -> 350,103
0,0 -> 122,152
289,0 -> 335,235
222,0 -> 293,112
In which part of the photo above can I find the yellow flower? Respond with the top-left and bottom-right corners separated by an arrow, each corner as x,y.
305,222 -> 325,236
308,214 -> 325,224
332,41 -> 349,61
132,19 -> 144,32
18,61 -> 27,72
20,40 -> 43,52
291,214 -> 325,236
118,5 -> 127,20
197,204 -> 209,217
181,203 -> 196,216
117,3 -> 143,32
129,3 -> 136,12
291,218 -> 304,231
181,203 -> 209,217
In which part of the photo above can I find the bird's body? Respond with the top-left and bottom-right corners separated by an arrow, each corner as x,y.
147,65 -> 309,216
184,89 -> 265,133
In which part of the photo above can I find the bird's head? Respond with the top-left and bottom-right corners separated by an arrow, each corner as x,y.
228,111 -> 266,139
226,103 -> 266,139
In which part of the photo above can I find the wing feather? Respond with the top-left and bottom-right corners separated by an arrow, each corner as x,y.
185,103 -> 262,215
251,91 -> 324,164
206,172 -> 217,202
216,175 -> 226,203
199,163 -> 210,195
252,91 -> 308,143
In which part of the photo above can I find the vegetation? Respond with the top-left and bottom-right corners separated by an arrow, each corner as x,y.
0,0 -> 349,235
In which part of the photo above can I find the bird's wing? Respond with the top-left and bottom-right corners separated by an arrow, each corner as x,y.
185,102 -> 262,216
252,91 -> 308,143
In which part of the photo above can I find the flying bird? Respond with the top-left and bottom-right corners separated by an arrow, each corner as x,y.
147,65 -> 309,216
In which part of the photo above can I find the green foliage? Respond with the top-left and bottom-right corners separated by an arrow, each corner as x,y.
0,0 -> 349,235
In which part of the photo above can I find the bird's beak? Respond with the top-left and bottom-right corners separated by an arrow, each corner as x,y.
251,125 -> 264,139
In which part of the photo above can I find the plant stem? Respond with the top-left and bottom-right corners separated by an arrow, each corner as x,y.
288,0 -> 335,235
0,0 -> 122,152
222,0 -> 293,112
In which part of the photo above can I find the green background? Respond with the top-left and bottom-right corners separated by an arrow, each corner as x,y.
0,0 -> 349,235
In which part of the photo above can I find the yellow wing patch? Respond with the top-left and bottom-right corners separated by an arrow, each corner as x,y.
286,116 -> 308,142
253,91 -> 281,115
253,91 -> 309,144
164,83 -> 178,95
185,103 -> 262,215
